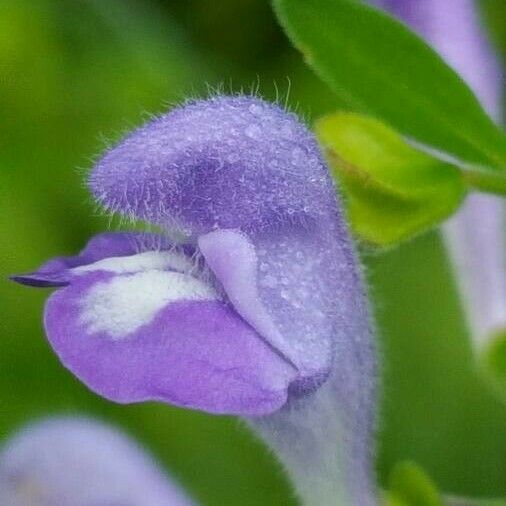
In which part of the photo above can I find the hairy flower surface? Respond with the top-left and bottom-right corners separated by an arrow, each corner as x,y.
0,417 -> 193,506
12,96 -> 377,504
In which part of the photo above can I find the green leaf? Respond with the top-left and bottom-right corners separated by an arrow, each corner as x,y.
315,112 -> 467,246
272,0 -> 506,173
387,461 -> 443,506
481,0 -> 506,57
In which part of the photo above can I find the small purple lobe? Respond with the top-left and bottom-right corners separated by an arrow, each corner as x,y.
11,232 -> 170,287
12,96 -> 357,417
0,417 -> 194,506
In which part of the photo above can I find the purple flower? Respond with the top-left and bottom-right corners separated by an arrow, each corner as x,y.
0,417 -> 194,506
372,1 -> 506,352
12,96 -> 377,504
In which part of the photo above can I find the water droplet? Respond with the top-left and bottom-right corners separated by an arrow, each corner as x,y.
308,155 -> 319,167
291,147 -> 304,162
227,153 -> 240,164
245,124 -> 261,140
280,122 -> 293,139
260,274 -> 277,289
248,104 -> 263,116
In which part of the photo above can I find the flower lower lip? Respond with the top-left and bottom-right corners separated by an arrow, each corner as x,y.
11,231 -> 301,416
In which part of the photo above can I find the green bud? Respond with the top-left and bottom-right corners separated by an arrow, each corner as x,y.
315,113 -> 467,247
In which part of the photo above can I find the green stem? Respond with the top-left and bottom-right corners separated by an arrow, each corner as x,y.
461,169 -> 506,195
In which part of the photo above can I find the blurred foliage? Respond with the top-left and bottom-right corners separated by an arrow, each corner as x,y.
1,0 -> 506,505
481,329 -> 506,403
385,461 -> 442,506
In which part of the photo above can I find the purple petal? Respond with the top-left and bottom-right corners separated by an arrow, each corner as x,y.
11,232 -> 179,288
89,96 -> 334,236
10,271 -> 71,288
0,417 -> 195,506
199,229 -> 295,365
199,227 -> 344,390
44,271 -> 297,416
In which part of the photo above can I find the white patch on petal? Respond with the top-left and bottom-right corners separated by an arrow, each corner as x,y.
73,250 -> 194,276
80,271 -> 217,340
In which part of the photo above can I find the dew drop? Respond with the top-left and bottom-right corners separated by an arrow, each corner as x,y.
248,104 -> 263,116
280,122 -> 293,139
260,274 -> 278,289
291,146 -> 304,162
245,124 -> 262,139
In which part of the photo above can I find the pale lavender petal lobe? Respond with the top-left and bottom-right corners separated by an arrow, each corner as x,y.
0,417 -> 194,506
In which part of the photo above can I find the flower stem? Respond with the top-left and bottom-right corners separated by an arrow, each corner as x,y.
249,281 -> 378,505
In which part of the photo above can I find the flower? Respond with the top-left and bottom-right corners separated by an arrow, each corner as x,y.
12,96 -> 351,415
372,0 -> 506,364
0,416 -> 194,506
12,96 -> 377,504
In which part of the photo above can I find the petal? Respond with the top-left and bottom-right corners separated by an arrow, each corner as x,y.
198,229 -> 295,365
198,228 -> 334,388
11,232 -> 181,287
0,417 -> 195,506
10,270 -> 71,288
89,96 -> 331,235
44,271 -> 297,416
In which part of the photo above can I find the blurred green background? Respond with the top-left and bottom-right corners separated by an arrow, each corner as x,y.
1,1 -> 505,504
